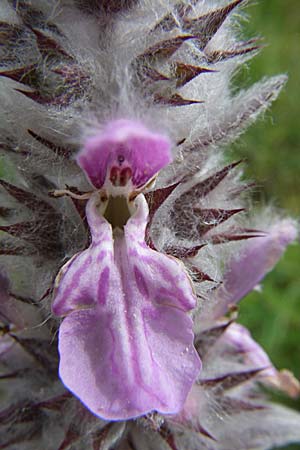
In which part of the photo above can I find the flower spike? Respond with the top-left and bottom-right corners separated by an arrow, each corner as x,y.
1,1 -> 300,448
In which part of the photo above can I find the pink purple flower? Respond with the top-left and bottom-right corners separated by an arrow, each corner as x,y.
53,121 -> 201,420
211,219 -> 298,319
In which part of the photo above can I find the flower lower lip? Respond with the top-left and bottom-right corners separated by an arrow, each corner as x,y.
52,193 -> 201,420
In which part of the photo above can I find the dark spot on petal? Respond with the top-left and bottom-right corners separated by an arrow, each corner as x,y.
118,154 -> 125,165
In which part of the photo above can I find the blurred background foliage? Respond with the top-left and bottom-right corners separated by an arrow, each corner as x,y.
232,1 -> 300,448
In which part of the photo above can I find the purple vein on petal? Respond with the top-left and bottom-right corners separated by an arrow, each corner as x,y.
96,267 -> 110,305
134,266 -> 150,297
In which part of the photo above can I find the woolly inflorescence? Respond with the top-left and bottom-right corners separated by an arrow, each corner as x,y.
0,1 -> 300,449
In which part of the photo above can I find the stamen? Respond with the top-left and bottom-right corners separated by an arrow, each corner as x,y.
51,189 -> 93,200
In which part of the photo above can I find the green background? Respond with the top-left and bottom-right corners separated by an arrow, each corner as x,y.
232,1 -> 300,448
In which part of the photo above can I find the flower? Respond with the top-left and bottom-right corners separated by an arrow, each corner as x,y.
0,0 -> 300,449
209,218 -> 299,319
52,120 -> 201,419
